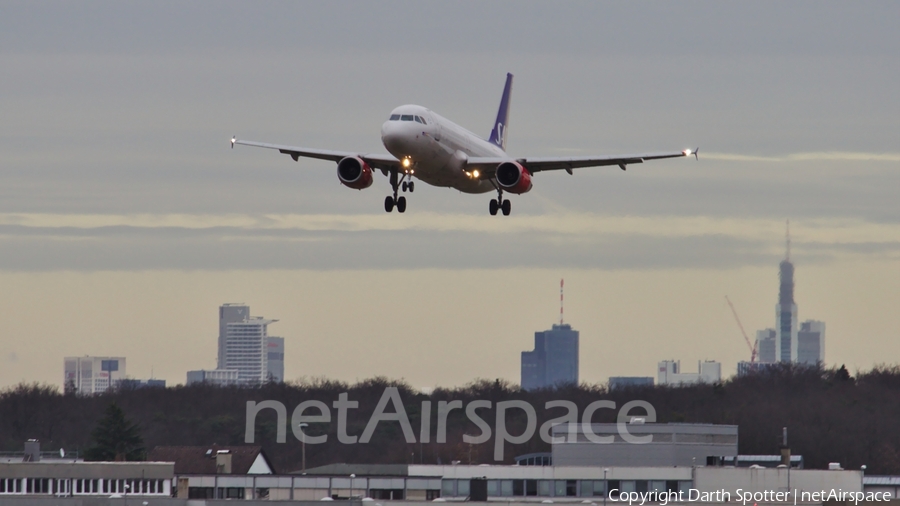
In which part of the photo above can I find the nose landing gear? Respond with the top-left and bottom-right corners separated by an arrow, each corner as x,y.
385,169 -> 412,213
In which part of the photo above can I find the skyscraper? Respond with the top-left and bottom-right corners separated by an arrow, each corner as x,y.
266,336 -> 285,382
797,320 -> 825,365
215,304 -> 284,385
756,329 -> 777,363
775,223 -> 798,363
218,304 -> 249,370
521,324 -> 579,390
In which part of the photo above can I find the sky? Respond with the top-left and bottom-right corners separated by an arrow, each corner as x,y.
0,1 -> 898,389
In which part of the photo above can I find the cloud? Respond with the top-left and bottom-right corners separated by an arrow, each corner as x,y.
0,213 -> 896,271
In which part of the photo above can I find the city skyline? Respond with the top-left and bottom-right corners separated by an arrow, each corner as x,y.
0,2 -> 897,389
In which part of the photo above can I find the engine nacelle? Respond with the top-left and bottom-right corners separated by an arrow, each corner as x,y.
337,157 -> 373,190
495,161 -> 533,194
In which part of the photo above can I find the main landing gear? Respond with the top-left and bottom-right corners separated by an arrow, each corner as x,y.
489,188 -> 511,216
384,169 -> 414,213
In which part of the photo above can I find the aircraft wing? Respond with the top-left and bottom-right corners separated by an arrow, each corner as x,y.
466,149 -> 695,177
232,139 -> 401,171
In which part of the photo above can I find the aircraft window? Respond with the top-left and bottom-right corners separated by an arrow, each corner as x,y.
400,115 -> 414,121
390,114 -> 401,120
415,116 -> 427,124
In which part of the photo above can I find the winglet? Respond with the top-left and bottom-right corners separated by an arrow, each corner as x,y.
683,147 -> 699,160
488,73 -> 514,151
231,136 -> 236,149
693,147 -> 699,160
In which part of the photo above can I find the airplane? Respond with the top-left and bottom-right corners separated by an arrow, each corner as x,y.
232,73 -> 697,215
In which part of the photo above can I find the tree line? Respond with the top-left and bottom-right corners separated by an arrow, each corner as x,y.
1,363 -> 899,474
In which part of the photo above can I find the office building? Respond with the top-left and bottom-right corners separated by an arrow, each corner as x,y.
755,328 -> 776,363
267,337 -> 284,383
63,356 -> 126,395
218,304 -> 250,370
521,324 -> 579,390
186,369 -> 240,386
117,378 -> 166,389
657,360 -> 721,386
216,304 -> 283,385
797,320 -> 825,365
608,377 -> 654,390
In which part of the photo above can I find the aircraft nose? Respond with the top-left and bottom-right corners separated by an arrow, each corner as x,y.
381,121 -> 406,152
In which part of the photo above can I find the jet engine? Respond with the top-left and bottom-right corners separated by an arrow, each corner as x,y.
495,161 -> 533,194
337,157 -> 373,189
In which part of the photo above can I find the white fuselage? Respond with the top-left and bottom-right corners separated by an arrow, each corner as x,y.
380,105 -> 504,194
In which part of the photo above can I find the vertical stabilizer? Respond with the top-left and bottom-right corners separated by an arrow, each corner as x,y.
488,73 -> 514,151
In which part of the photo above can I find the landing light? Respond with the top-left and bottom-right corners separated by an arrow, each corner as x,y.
473,170 -> 480,178
402,158 -> 411,168
683,149 -> 692,156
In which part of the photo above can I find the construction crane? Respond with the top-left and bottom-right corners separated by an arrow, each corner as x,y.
725,296 -> 757,363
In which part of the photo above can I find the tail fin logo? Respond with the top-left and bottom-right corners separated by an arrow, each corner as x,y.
488,73 -> 514,151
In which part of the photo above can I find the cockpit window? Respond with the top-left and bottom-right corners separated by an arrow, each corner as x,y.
390,114 -> 401,121
414,116 -> 426,124
400,115 -> 414,121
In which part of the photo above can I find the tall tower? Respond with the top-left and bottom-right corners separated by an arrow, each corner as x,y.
521,281 -> 579,390
775,222 -> 798,362
218,304 -> 249,369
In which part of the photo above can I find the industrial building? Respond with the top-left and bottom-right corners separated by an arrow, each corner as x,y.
551,423 -> 738,468
657,360 -> 721,386
63,356 -> 126,395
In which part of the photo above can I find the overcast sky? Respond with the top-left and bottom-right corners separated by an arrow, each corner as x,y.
1,1 -> 898,389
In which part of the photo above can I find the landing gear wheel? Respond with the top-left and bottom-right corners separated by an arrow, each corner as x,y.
402,181 -> 408,192
384,196 -> 395,213
489,199 -> 499,216
396,196 -> 407,213
501,199 -> 511,216
408,181 -> 415,192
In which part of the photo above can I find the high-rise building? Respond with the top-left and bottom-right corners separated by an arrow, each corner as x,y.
63,356 -> 126,395
191,304 -> 286,386
222,316 -> 277,384
756,329 -> 777,363
218,304 -> 250,370
521,324 -> 579,390
775,257 -> 798,363
797,320 -> 825,365
657,360 -> 721,386
266,336 -> 284,383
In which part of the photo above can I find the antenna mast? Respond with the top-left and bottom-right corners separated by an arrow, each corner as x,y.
785,219 -> 791,261
560,278 -> 564,326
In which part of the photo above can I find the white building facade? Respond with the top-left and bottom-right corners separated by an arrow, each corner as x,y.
63,356 -> 126,395
657,360 -> 721,386
186,369 -> 240,386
